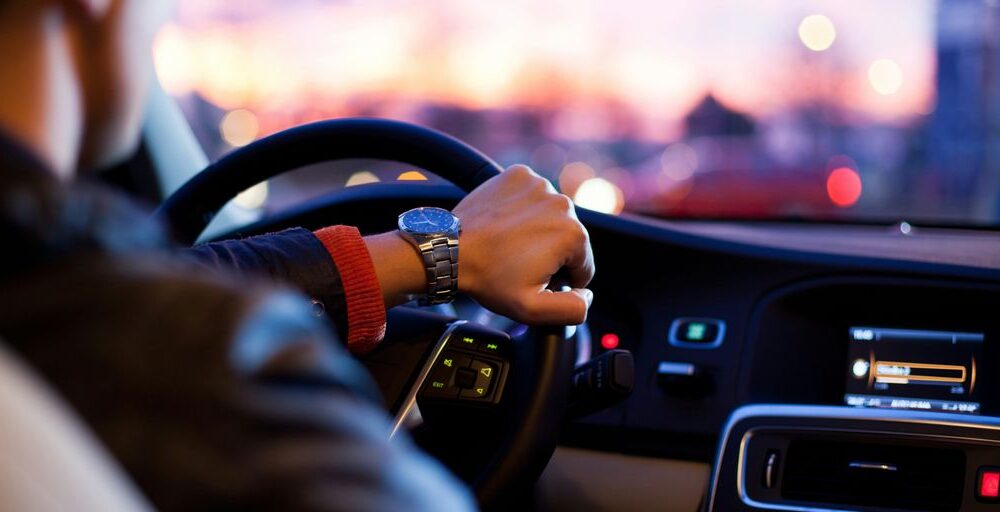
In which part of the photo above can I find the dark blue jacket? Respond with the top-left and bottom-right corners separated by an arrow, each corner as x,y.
0,134 -> 474,511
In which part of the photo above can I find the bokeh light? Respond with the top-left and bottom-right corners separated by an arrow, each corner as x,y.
574,177 -> 625,214
219,109 -> 259,147
397,171 -> 429,181
798,14 -> 837,52
346,171 -> 380,187
826,167 -> 862,207
660,143 -> 699,181
558,161 -> 597,198
234,182 -> 269,209
868,58 -> 904,95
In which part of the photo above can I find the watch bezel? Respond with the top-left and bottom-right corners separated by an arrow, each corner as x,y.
397,207 -> 461,238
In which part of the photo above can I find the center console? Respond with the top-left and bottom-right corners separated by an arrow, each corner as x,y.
706,277 -> 1000,510
707,405 -> 1000,511
739,277 -> 1000,415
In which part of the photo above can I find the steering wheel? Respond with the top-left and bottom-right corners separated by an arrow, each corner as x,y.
156,118 -> 576,508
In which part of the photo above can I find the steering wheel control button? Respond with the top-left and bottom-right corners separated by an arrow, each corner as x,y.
421,351 -> 472,400
478,339 -> 503,355
977,467 -> 1000,502
455,333 -> 482,351
460,360 -> 497,400
668,318 -> 726,349
448,324 -> 512,358
455,367 -> 478,389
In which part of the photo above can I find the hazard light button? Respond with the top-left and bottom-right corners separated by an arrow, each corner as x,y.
977,467 -> 1000,502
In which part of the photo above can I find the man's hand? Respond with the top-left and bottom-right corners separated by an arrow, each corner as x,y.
453,165 -> 595,325
366,165 -> 594,325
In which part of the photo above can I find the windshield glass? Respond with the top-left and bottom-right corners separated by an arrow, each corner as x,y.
156,0 -> 999,226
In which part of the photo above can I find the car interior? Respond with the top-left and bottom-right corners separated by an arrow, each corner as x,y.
5,1 -> 1000,511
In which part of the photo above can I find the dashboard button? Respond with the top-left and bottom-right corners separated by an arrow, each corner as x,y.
977,467 -> 1000,502
669,318 -> 726,348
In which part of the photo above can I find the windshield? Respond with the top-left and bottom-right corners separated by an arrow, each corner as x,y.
156,0 -> 1000,226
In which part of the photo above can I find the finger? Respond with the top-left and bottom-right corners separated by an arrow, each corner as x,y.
521,288 -> 594,325
563,224 -> 595,289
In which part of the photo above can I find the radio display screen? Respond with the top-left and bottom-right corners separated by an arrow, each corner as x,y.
844,326 -> 983,414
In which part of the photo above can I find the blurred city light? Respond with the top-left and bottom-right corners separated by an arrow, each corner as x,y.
660,143 -> 699,181
826,167 -> 862,207
868,58 -> 904,95
159,0 -> 999,225
345,171 -> 380,187
219,109 -> 259,147
574,177 -> 625,215
234,182 -> 269,209
798,14 -> 837,52
397,171 -> 429,181
558,162 -> 597,198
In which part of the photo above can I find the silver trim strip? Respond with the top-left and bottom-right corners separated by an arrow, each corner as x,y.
848,462 -> 897,471
389,320 -> 467,439
657,361 -> 697,376
707,404 -> 1000,511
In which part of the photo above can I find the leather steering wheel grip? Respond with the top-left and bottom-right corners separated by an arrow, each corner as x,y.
155,118 -> 503,245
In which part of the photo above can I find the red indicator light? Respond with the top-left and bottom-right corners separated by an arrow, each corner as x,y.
826,167 -> 862,207
600,333 -> 620,350
980,470 -> 1000,499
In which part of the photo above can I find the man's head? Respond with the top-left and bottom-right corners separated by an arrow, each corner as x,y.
0,0 -> 174,178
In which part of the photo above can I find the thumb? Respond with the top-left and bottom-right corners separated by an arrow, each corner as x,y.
520,288 -> 594,325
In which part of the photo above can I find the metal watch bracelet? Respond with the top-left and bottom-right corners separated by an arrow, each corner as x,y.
418,236 -> 459,306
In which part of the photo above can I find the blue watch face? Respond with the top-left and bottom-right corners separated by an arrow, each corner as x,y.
400,207 -> 456,235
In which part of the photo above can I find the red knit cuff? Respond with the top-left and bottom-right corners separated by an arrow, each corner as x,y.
313,226 -> 386,354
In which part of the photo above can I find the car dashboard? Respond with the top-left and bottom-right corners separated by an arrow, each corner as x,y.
225,182 -> 1000,511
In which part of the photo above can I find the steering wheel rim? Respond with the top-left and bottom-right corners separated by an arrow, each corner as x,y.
156,118 -> 576,508
156,118 -> 503,244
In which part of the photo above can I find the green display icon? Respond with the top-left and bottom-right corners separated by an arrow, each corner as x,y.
462,337 -> 475,344
485,343 -> 498,351
431,381 -> 445,389
443,358 -> 453,367
686,323 -> 707,341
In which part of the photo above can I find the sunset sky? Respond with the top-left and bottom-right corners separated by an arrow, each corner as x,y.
154,0 -> 936,141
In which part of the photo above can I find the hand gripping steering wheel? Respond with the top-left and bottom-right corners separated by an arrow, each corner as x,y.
156,118 -> 576,509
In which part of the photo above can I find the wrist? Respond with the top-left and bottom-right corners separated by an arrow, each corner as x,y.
365,231 -> 426,307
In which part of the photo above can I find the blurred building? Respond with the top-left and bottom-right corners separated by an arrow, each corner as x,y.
923,0 -> 1000,219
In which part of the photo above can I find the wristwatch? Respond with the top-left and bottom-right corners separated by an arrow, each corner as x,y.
397,207 -> 461,306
